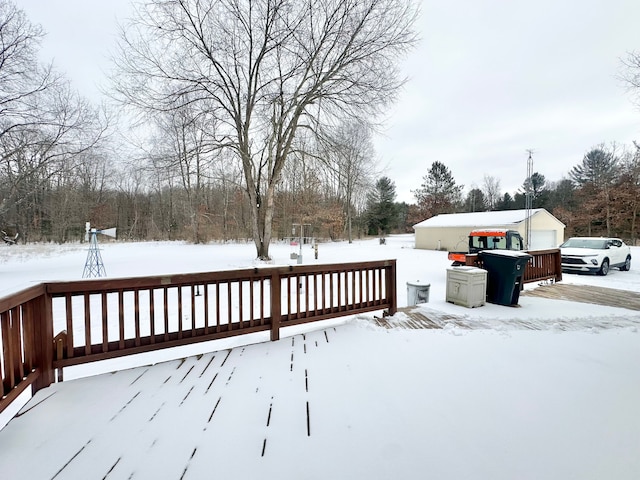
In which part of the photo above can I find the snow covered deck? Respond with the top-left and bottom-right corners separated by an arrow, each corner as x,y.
2,315 -> 640,480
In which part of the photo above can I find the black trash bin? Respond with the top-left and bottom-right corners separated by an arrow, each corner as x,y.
479,250 -> 532,306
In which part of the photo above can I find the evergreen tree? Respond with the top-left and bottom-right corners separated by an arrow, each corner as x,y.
522,172 -> 549,209
546,179 -> 576,212
569,147 -> 618,187
495,192 -> 515,210
365,177 -> 398,236
569,145 -> 620,236
412,161 -> 463,219
463,188 -> 487,212
512,192 -> 526,209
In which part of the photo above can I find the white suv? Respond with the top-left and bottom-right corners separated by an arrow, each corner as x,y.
560,237 -> 631,276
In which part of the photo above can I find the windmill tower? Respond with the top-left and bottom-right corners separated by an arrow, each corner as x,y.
83,222 -> 117,278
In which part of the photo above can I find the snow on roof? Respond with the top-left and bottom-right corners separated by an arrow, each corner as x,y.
413,209 -> 545,229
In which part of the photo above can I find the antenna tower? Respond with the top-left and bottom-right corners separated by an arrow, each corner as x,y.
524,149 -> 534,249
83,222 -> 117,278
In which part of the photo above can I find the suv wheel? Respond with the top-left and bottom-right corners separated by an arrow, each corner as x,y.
598,259 -> 609,276
620,256 -> 631,271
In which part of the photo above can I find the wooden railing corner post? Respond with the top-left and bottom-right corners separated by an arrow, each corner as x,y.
387,260 -> 397,317
32,289 -> 55,394
554,248 -> 563,283
270,271 -> 281,341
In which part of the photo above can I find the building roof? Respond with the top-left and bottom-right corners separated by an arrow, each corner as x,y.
413,208 -> 554,229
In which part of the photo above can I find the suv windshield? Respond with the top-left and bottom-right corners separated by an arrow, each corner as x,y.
561,238 -> 608,249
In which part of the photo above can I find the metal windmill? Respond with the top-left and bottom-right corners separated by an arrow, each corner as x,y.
82,222 -> 117,278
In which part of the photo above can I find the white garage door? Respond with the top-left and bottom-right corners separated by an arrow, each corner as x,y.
529,230 -> 557,250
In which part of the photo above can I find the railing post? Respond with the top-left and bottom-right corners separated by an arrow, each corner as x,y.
386,260 -> 397,316
554,249 -> 563,282
32,290 -> 54,394
270,271 -> 281,341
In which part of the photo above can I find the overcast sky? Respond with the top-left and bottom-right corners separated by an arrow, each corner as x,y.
19,0 -> 640,203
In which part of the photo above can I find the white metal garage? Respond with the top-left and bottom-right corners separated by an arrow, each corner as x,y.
413,209 -> 565,251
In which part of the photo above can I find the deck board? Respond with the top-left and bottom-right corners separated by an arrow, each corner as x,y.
376,283 -> 640,331
0,328 -> 340,479
1,312 -> 640,478
520,283 -> 640,310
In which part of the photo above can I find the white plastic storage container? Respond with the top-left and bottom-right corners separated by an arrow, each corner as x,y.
446,266 -> 487,308
406,280 -> 431,305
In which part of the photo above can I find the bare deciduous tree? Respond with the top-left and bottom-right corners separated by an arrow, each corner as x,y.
481,175 -> 501,211
112,0 -> 418,259
0,1 -> 110,239
318,122 -> 377,243
151,101 -> 219,243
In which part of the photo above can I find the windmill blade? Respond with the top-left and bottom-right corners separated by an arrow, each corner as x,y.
99,227 -> 117,238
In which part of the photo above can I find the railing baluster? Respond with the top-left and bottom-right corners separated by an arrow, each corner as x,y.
1,311 -> 14,395
119,290 -> 125,350
338,272 -> 343,309
10,307 -> 22,384
322,273 -> 326,313
249,279 -> 254,328
150,289 -> 155,344
305,274 -> 310,317
366,269 -> 371,306
65,294 -> 73,358
287,277 -> 292,320
84,294 -> 91,356
101,292 -> 108,353
134,290 -> 141,347
270,271 -> 281,341
259,278 -> 265,326
204,284 -> 209,335
227,282 -> 233,329
177,287 -> 183,340
191,285 -> 196,337
329,272 -> 334,311
22,302 -> 35,373
238,280 -> 244,328
352,270 -> 357,309
297,275 -> 302,317
215,282 -> 220,333
163,287 -> 169,342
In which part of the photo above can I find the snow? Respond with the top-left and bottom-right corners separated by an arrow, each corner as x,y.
1,235 -> 639,479
413,208 -> 545,228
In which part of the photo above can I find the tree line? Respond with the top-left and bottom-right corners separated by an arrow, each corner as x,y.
377,142 -> 639,244
1,0 -> 640,254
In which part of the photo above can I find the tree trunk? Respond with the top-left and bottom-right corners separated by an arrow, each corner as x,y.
250,184 -> 276,259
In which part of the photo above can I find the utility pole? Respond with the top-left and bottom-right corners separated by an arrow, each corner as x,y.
525,149 -> 534,249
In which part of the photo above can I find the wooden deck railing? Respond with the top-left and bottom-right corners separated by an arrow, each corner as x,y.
462,248 -> 563,284
1,260 -> 397,415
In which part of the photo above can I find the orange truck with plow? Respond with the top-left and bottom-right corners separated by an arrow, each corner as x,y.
448,229 -> 524,265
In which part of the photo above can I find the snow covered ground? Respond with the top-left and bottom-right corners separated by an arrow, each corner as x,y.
0,235 -> 639,479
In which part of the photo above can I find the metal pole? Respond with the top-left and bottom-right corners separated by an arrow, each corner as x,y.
525,149 -> 534,249
298,224 -> 303,264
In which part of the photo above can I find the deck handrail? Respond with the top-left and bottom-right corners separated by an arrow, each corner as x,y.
1,260 -> 397,415
462,248 -> 562,283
